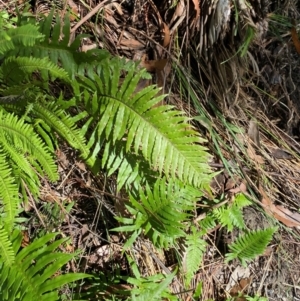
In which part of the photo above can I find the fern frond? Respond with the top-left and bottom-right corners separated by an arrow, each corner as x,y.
33,10 -> 109,79
0,110 -> 58,182
32,102 -> 91,164
0,231 -> 90,301
77,59 -> 212,188
2,57 -> 70,84
214,205 -> 245,231
0,152 -> 19,231
114,178 -> 200,248
183,226 -> 207,286
213,194 -> 252,231
0,24 -> 44,55
198,213 -> 216,234
225,227 -> 277,266
0,224 -> 14,266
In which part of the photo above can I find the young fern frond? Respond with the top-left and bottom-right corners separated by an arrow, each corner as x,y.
225,227 -> 277,266
213,194 -> 252,231
183,226 -> 207,286
0,230 -> 90,301
114,178 -> 201,248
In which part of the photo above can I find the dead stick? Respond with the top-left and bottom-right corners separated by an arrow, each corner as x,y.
70,0 -> 112,34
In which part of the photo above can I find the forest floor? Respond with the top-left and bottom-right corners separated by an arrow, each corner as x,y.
3,0 -> 300,300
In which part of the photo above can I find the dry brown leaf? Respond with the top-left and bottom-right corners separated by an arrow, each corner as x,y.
248,119 -> 260,148
273,205 -> 300,228
270,148 -> 293,159
225,178 -> 236,191
56,149 -> 69,168
81,44 -> 97,52
120,39 -> 145,49
110,2 -> 123,15
141,59 -> 168,72
191,0 -> 200,21
162,22 -> 170,47
230,278 -> 251,297
291,23 -> 300,54
134,78 -> 151,94
247,142 -> 265,164
76,161 -> 87,172
260,186 -> 300,228
21,230 -> 30,248
170,0 -> 185,24
229,181 -> 247,194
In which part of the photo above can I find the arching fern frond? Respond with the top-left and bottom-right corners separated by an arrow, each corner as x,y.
0,24 -> 44,55
76,58 -> 212,188
0,110 -> 58,182
0,230 -> 90,301
1,57 -> 70,85
225,227 -> 277,266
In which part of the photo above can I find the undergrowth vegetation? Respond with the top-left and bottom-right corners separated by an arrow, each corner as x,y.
0,7 -> 277,301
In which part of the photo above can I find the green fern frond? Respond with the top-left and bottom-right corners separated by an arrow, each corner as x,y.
225,227 -> 277,266
114,178 -> 199,248
34,10 -> 109,78
1,57 -> 70,84
213,194 -> 252,231
198,214 -> 216,233
214,205 -> 245,231
0,24 -> 44,55
0,11 -> 109,80
184,226 -> 207,286
0,224 -> 14,266
0,231 -> 90,301
32,101 -> 91,163
0,110 -> 58,182
0,153 -> 19,231
127,255 -> 177,301
77,59 -> 212,188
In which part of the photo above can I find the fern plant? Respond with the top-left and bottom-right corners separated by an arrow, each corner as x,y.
0,9 -> 278,300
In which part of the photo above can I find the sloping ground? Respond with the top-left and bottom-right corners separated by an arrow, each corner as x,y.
3,0 -> 300,300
